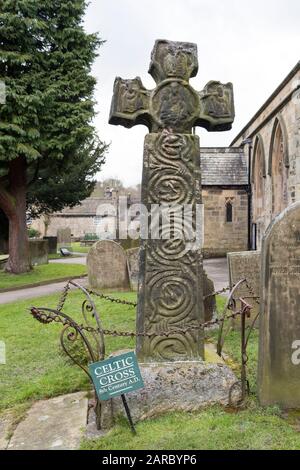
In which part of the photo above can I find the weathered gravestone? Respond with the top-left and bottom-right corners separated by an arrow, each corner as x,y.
258,202 -> 300,408
203,270 -> 216,322
227,251 -> 261,327
126,247 -> 140,291
29,240 -> 49,266
43,236 -> 58,255
0,255 -> 9,270
87,240 -> 130,290
110,39 -> 234,362
57,228 -> 72,245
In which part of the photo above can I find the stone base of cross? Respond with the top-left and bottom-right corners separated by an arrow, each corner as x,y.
109,40 -> 235,362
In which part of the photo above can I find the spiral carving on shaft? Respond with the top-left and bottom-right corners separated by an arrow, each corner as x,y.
137,132 -> 204,362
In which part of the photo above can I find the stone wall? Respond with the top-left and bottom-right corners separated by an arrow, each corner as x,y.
31,216 -> 103,238
202,187 -> 248,257
32,215 -> 130,240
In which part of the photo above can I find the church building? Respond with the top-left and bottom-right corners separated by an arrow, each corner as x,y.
231,61 -> 300,250
202,61 -> 300,255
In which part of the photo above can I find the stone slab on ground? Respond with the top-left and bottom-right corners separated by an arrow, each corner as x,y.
100,361 -> 238,427
0,414 -> 13,450
7,392 -> 88,450
205,343 -> 224,364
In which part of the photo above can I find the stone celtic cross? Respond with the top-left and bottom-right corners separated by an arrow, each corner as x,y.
109,40 -> 234,362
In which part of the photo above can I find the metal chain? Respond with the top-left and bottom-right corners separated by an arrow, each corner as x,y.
56,281 -> 228,309
203,285 -> 230,300
85,288 -> 138,308
56,281 -> 138,310
30,305 -> 247,338
202,279 -> 260,306
57,281 -> 71,312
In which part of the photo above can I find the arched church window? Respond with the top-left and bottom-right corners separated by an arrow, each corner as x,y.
252,136 -> 266,221
225,200 -> 233,223
270,118 -> 289,217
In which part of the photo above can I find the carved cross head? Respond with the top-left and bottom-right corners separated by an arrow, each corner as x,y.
109,39 -> 235,134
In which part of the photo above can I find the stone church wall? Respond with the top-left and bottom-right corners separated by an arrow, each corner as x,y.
202,187 -> 248,257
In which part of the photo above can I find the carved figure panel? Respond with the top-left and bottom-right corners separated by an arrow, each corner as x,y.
198,81 -> 235,131
109,77 -> 150,128
149,39 -> 198,83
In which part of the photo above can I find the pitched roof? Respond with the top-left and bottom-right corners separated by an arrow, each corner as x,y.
56,197 -> 140,216
200,147 -> 248,186
56,198 -> 108,216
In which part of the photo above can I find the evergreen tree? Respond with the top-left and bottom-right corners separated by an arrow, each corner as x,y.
0,0 -> 107,273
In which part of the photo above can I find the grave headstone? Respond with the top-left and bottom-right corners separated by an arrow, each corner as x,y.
0,255 -> 9,270
203,270 -> 216,322
60,247 -> 72,257
258,202 -> 300,407
109,39 -> 234,362
29,240 -> 49,266
57,228 -> 72,245
126,247 -> 140,291
87,240 -> 130,290
43,236 -> 58,255
227,251 -> 261,327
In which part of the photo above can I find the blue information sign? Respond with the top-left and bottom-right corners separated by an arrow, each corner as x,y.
89,351 -> 144,401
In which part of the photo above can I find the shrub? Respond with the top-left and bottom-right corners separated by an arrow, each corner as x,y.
84,233 -> 99,241
28,228 -> 41,239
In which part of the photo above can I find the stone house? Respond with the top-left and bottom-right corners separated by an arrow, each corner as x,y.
32,194 -> 141,240
201,147 -> 249,257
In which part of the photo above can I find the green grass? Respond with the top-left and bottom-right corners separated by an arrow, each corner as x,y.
48,253 -> 77,260
70,240 -> 140,254
0,290 -> 136,412
71,242 -> 91,254
0,263 -> 87,290
81,406 -> 300,450
1,292 -> 299,450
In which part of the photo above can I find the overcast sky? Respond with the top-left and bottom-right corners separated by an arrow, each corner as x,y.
84,0 -> 300,186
